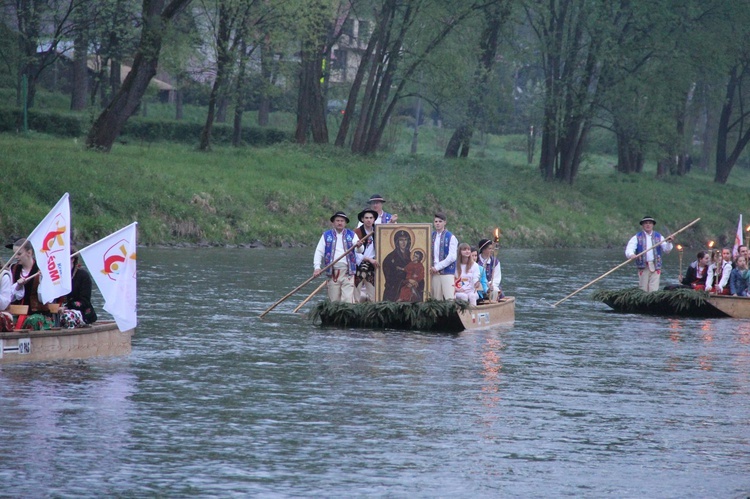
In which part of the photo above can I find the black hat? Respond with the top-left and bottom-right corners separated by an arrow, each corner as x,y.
330,211 -> 350,223
640,216 -> 656,225
367,194 -> 386,204
478,239 -> 492,252
4,237 -> 24,249
357,209 -> 379,223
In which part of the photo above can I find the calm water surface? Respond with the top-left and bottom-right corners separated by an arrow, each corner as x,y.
1,248 -> 749,497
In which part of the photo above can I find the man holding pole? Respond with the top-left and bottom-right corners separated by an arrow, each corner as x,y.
625,216 -> 673,292
313,211 -> 363,303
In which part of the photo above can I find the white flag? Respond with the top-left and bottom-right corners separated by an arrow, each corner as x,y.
79,222 -> 138,331
733,214 -> 743,258
26,193 -> 72,304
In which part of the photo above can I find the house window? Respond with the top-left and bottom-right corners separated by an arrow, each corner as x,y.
332,49 -> 347,71
342,18 -> 354,38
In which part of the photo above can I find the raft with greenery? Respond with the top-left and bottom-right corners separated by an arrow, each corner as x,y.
592,288 -> 728,318
309,299 -> 473,332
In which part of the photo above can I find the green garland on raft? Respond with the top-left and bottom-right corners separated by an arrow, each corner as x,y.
592,287 -> 713,314
309,299 -> 470,330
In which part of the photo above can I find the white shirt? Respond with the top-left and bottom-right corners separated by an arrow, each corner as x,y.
456,262 -> 480,293
355,227 -> 376,265
478,255 -> 502,289
707,260 -> 733,290
0,270 -> 12,311
432,230 -> 457,271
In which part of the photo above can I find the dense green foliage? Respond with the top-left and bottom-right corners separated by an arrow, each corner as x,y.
2,133 -> 750,250
592,288 -> 724,317
0,107 -> 290,146
309,299 -> 470,331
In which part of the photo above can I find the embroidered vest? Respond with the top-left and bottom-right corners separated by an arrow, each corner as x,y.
376,212 -> 392,224
432,230 -> 456,275
479,255 -> 497,282
354,227 -> 374,250
634,231 -> 663,270
323,229 -> 357,276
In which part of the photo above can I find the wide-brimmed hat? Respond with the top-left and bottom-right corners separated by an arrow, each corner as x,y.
330,211 -> 350,223
4,237 -> 24,250
640,216 -> 656,225
357,209 -> 379,223
367,194 -> 386,204
478,239 -> 492,252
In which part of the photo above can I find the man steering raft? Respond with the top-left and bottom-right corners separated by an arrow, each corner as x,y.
625,216 -> 673,292
313,211 -> 364,303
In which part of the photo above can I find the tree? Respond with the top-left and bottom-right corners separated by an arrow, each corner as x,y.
444,1 -> 512,158
7,0 -> 81,108
335,0 -> 489,154
86,0 -> 191,151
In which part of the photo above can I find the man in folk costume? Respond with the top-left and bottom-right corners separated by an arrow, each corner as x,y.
625,216 -> 673,292
313,211 -> 363,303
477,238 -> 504,301
354,208 -> 379,302
365,194 -> 398,225
430,212 -> 458,300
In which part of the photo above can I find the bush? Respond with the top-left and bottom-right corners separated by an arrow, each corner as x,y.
0,107 -> 290,145
121,118 -> 291,146
0,107 -> 83,136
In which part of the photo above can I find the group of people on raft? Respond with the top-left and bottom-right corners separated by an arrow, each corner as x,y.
626,215 -> 750,296
0,238 -> 97,331
312,194 -> 504,306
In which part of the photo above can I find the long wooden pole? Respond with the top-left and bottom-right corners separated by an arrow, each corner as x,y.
551,218 -> 700,307
259,231 -> 373,319
292,280 -> 327,313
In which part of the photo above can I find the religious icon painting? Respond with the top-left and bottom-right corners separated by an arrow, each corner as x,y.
375,223 -> 432,302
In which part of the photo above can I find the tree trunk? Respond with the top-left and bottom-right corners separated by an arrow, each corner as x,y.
714,63 -> 750,184
86,0 -> 191,151
257,38 -> 272,127
295,43 -> 328,144
199,1 -> 231,151
444,1 -> 509,158
70,30 -> 88,111
175,87 -> 183,120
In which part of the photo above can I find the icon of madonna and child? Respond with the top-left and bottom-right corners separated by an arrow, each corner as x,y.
376,225 -> 431,303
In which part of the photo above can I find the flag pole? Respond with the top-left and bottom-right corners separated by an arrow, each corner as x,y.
551,218 -> 700,307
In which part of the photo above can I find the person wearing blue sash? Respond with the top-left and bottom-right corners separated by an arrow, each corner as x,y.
313,211 -> 363,303
366,194 -> 398,225
625,216 -> 673,292
430,212 -> 457,300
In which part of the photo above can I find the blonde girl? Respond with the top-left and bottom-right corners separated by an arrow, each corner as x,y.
454,242 -> 480,306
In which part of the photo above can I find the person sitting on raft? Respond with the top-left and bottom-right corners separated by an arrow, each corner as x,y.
730,255 -> 750,297
454,243 -> 480,306
471,246 -> 489,303
707,247 -> 733,295
681,251 -> 710,290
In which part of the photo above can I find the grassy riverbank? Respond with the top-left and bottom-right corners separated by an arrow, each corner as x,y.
1,132 -> 749,249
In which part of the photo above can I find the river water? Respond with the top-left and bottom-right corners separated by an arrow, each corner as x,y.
1,248 -> 749,497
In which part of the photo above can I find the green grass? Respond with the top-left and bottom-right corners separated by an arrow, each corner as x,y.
2,131 -> 750,250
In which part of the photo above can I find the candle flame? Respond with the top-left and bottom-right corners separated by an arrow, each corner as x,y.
746,225 -> 750,232
708,240 -> 715,248
676,244 -> 683,251
493,228 -> 500,242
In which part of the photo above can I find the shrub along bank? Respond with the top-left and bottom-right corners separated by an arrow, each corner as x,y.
1,133 -> 749,250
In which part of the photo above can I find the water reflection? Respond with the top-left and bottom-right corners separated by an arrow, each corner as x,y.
1,248 -> 749,496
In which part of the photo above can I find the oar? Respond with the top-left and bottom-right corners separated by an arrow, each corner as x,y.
259,231 -> 373,319
551,218 -> 700,307
292,280 -> 327,313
